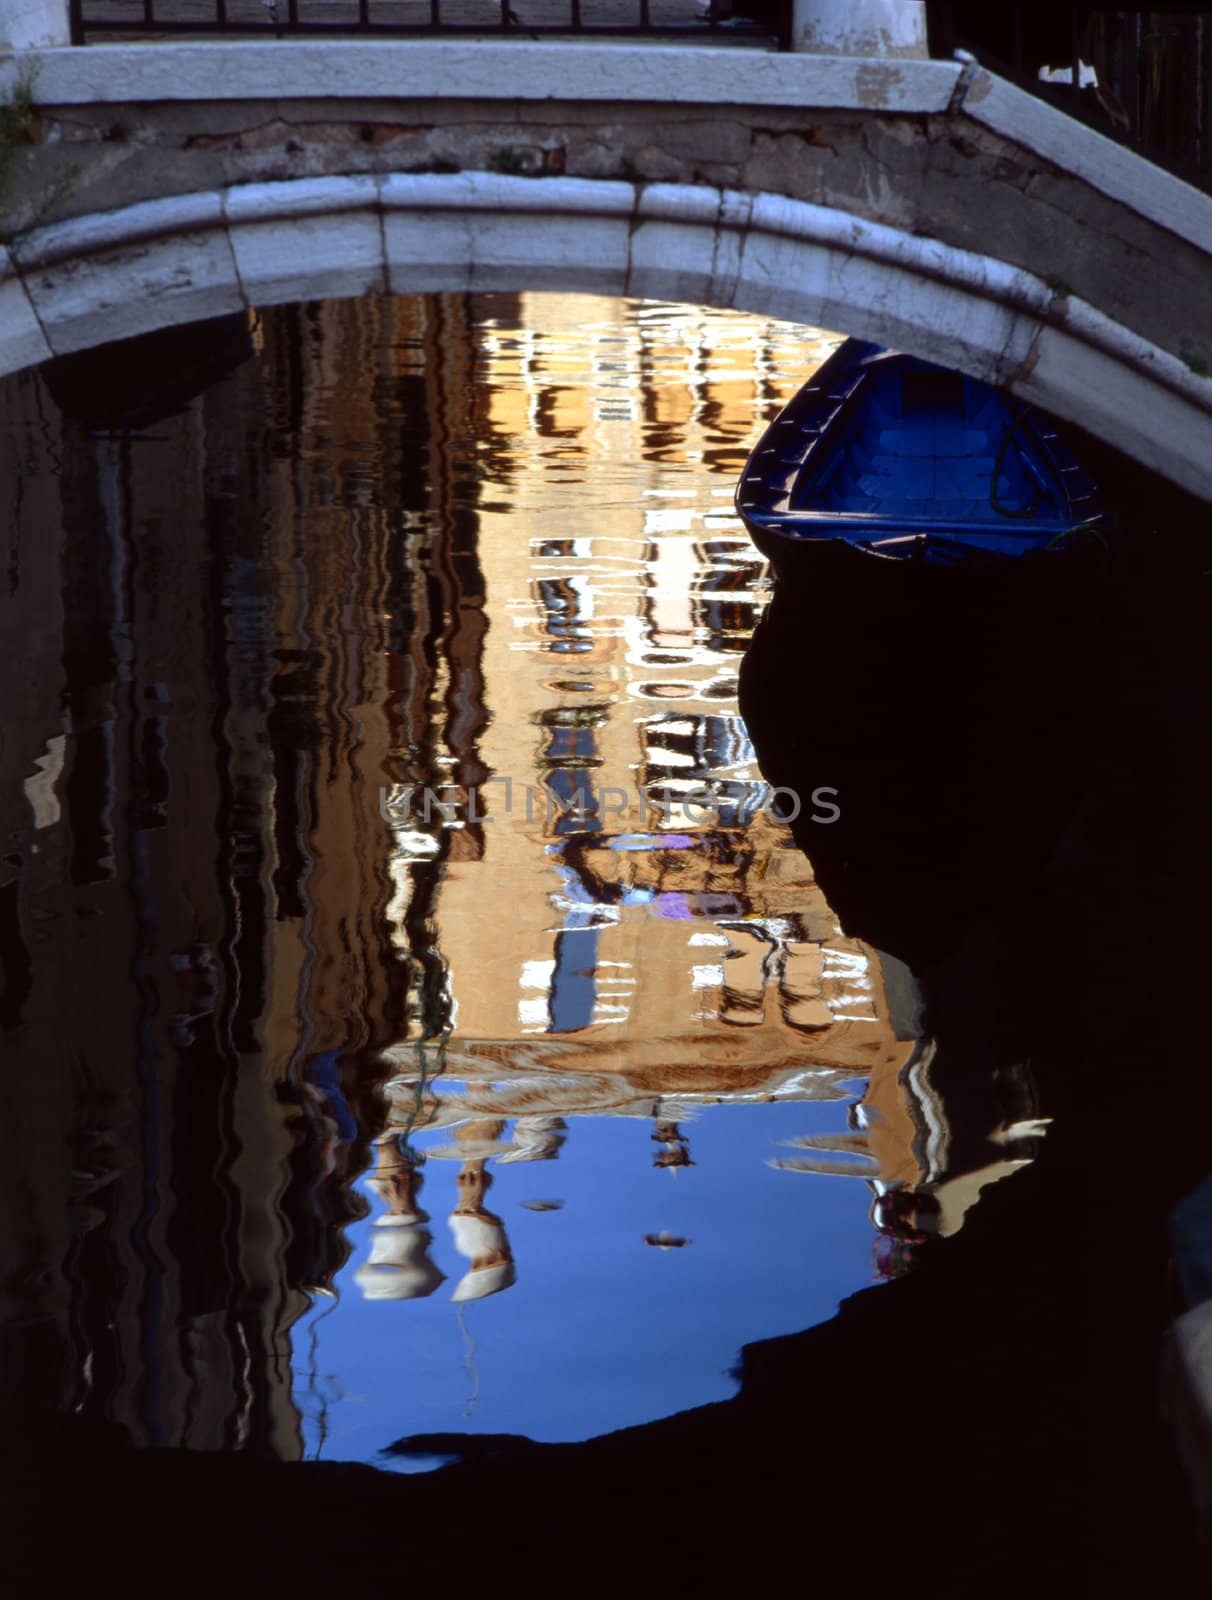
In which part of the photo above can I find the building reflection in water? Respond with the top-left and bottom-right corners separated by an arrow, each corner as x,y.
0,290 -> 1045,1462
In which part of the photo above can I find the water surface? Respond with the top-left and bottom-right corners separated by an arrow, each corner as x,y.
0,293 -> 1038,1464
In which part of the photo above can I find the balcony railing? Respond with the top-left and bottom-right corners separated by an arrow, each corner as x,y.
68,0 -> 789,46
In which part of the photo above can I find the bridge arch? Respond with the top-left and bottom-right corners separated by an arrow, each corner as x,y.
5,169 -> 1210,498
3,43 -> 1212,497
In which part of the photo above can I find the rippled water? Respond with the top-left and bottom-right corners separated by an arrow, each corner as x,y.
0,293 -> 1039,1464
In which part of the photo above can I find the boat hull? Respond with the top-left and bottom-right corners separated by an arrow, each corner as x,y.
736,340 -> 1108,578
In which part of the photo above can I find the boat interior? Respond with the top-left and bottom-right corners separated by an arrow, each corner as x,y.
792,358 -> 1075,544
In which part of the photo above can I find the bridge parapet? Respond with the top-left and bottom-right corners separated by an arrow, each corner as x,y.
2,43 -> 1211,497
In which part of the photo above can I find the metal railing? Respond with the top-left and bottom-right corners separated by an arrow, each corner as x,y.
928,5 -> 1212,194
68,0 -> 790,46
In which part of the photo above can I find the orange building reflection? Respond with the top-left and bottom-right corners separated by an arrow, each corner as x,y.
0,289 -> 1043,1465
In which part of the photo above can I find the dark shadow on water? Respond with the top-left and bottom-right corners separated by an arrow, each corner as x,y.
3,316 -> 1211,1592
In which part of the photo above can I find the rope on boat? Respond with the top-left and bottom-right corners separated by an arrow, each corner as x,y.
990,407 -> 1046,519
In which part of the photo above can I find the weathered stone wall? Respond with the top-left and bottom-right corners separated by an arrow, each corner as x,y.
14,92 -> 1211,384
3,45 -> 1211,493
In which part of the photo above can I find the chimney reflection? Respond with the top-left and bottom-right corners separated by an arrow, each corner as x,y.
449,1122 -> 517,1303
356,1138 -> 446,1302
500,1115 -> 568,1164
651,1118 -> 694,1171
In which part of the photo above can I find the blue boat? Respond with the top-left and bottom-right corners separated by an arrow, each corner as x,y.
735,339 -> 1108,575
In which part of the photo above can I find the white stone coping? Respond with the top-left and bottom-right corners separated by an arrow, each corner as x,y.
2,40 -> 962,111
1,170 -> 1209,503
14,168 -> 1208,419
4,39 -> 1210,263
13,189 -> 226,268
961,65 -> 1212,262
10,172 -> 1207,412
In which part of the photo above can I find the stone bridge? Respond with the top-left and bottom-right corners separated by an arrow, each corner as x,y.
3,40 -> 1212,497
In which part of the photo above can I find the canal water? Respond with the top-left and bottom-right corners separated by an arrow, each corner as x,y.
0,293 -> 1043,1466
